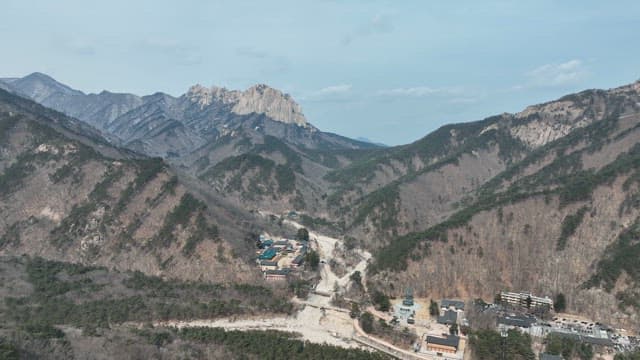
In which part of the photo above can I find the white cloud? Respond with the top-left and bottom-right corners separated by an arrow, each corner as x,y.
318,84 -> 352,94
299,84 -> 354,102
524,59 -> 588,87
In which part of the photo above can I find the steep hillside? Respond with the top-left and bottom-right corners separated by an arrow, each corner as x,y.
0,256 -> 297,359
0,88 -> 259,283
1,73 -> 378,214
368,81 -> 640,328
327,82 -> 640,247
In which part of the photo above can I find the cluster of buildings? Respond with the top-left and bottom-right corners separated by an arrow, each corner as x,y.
256,234 -> 307,281
420,299 -> 466,356
400,298 -> 467,358
493,291 -> 638,353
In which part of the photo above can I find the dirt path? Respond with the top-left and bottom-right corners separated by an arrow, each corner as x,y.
155,305 -> 359,348
278,214 -> 372,297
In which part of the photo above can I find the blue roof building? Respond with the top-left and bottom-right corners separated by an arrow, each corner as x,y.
259,247 -> 277,260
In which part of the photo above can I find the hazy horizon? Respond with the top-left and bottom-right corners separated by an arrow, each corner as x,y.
3,0 -> 639,145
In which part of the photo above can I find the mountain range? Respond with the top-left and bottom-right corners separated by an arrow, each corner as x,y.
3,73 -> 640,330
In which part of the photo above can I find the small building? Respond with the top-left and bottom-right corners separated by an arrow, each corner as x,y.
425,335 -> 459,354
261,239 -> 274,248
259,260 -> 278,271
498,314 -> 536,329
264,269 -> 289,281
258,247 -> 277,260
291,254 -> 305,268
437,310 -> 458,325
441,299 -> 465,312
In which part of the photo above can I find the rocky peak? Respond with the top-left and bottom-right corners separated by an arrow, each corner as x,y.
186,83 -> 308,127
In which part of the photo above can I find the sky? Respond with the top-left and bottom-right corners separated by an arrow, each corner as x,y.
2,0 -> 639,145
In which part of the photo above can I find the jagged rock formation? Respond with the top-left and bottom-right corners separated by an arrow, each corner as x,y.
187,83 -> 308,127
0,73 -> 377,214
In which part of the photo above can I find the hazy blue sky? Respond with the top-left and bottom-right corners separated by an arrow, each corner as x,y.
2,0 -> 639,145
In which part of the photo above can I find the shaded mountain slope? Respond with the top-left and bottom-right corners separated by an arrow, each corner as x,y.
0,88 -> 259,283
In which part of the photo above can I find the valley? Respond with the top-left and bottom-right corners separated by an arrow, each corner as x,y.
2,74 -> 640,359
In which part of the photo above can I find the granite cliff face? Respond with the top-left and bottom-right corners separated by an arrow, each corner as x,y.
187,83 -> 309,127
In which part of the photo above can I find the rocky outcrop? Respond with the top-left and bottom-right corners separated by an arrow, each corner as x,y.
186,83 -> 309,127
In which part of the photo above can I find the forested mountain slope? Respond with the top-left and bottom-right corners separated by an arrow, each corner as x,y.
0,88 -> 259,283
367,81 -> 640,328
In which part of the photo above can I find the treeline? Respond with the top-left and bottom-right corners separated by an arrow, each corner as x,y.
359,311 -> 416,349
544,334 -> 593,360
176,327 -> 389,360
469,329 -> 535,360
616,350 -> 640,360
3,257 -> 292,335
584,219 -> 640,310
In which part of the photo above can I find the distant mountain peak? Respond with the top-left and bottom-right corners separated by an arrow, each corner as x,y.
10,72 -> 84,101
24,71 -> 56,81
186,83 -> 308,127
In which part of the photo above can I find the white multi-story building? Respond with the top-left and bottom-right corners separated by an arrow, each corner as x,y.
500,291 -> 553,309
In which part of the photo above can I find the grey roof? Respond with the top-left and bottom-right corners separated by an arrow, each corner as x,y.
540,354 -> 563,360
274,240 -> 289,246
259,260 -> 278,266
426,335 -> 459,349
498,315 -> 536,328
292,254 -> 305,265
441,299 -> 465,310
437,310 -> 458,325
